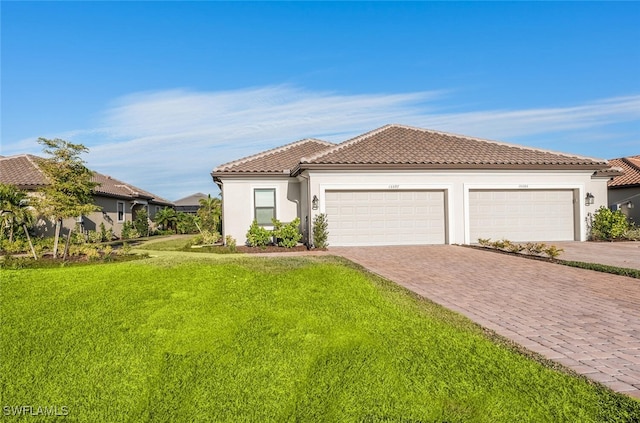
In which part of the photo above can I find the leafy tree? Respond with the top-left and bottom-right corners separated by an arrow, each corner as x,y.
154,207 -> 178,232
35,138 -> 100,257
197,194 -> 221,232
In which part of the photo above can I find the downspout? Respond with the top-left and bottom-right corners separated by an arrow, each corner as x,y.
297,172 -> 312,248
214,177 -> 225,244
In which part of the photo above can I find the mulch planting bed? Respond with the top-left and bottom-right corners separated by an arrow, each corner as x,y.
236,245 -> 310,254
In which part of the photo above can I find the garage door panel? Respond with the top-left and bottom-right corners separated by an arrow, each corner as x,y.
326,190 -> 445,246
469,189 -> 574,242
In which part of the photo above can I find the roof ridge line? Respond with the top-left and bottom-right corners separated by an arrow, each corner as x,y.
301,123 -> 605,165
622,156 -> 640,173
214,138 -> 333,172
392,123 -> 606,163
300,124 -> 396,163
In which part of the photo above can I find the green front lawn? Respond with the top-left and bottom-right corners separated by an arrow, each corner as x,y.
1,255 -> 638,422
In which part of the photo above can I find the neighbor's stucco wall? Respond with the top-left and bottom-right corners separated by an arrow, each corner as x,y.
608,186 -> 640,225
304,169 -> 609,244
219,177 -> 301,245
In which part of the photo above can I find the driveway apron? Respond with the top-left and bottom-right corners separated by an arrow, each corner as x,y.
332,245 -> 640,399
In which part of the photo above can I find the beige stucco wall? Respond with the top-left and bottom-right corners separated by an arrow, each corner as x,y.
28,194 -> 171,239
303,169 -> 609,244
219,169 -> 610,246
220,177 -> 301,245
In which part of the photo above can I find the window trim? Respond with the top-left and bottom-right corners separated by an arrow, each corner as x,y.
254,188 -> 276,226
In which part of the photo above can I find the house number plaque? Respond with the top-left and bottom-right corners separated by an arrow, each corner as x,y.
388,184 -> 400,189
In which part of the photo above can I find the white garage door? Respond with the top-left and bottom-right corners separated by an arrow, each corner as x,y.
325,190 -> 446,246
469,189 -> 575,242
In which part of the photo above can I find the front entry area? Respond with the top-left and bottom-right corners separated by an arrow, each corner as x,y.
324,190 -> 446,246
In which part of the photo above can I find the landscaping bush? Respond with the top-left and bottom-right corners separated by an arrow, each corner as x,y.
121,221 -> 139,240
246,220 -> 272,248
477,238 -> 563,260
190,230 -> 221,246
272,218 -> 302,248
312,213 -> 329,249
589,206 -> 629,240
225,235 -> 237,252
622,225 -> 640,241
134,209 -> 150,238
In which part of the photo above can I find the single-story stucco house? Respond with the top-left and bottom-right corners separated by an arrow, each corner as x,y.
212,124 -> 619,247
608,155 -> 640,225
175,192 -> 208,214
0,154 -> 174,238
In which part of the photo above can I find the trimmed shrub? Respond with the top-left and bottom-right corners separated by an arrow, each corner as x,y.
312,213 -> 329,249
246,220 -> 272,248
589,206 -> 629,240
272,218 -> 302,248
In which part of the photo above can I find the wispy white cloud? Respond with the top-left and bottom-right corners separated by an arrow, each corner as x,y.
4,85 -> 639,200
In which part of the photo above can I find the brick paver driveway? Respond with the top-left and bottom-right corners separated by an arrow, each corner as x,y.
332,245 -> 640,398
552,241 -> 640,270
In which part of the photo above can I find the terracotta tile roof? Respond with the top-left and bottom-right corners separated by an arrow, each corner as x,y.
0,154 -> 49,187
300,124 -> 609,169
213,138 -> 334,175
0,154 -> 173,205
608,155 -> 640,188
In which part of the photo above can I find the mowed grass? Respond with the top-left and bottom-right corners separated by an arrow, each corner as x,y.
2,255 -> 639,422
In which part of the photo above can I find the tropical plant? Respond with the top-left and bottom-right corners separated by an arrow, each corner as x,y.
34,138 -> 100,258
154,207 -> 178,232
197,194 -> 222,232
176,211 -> 199,234
0,183 -> 36,258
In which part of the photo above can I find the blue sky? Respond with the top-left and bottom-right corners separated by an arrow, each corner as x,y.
2,1 -> 639,200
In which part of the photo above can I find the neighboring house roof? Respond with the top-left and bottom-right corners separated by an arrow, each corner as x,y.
297,124 -> 609,171
607,156 -> 640,188
175,192 -> 208,207
0,154 -> 173,206
0,154 -> 49,187
213,138 -> 335,176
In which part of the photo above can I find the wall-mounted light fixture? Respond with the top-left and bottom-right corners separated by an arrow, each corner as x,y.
312,195 -> 319,210
627,201 -> 635,209
585,192 -> 595,206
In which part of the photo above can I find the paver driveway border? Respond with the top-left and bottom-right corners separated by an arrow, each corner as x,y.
331,245 -> 640,399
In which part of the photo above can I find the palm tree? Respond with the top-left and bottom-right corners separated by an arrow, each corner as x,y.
154,207 -> 177,232
197,194 -> 221,233
0,183 -> 36,258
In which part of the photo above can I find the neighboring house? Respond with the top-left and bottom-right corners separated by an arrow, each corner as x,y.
0,154 -> 174,237
607,155 -> 640,225
212,124 -> 618,247
175,192 -> 208,214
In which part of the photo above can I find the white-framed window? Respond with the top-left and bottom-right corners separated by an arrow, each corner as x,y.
117,201 -> 125,222
254,188 -> 276,226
